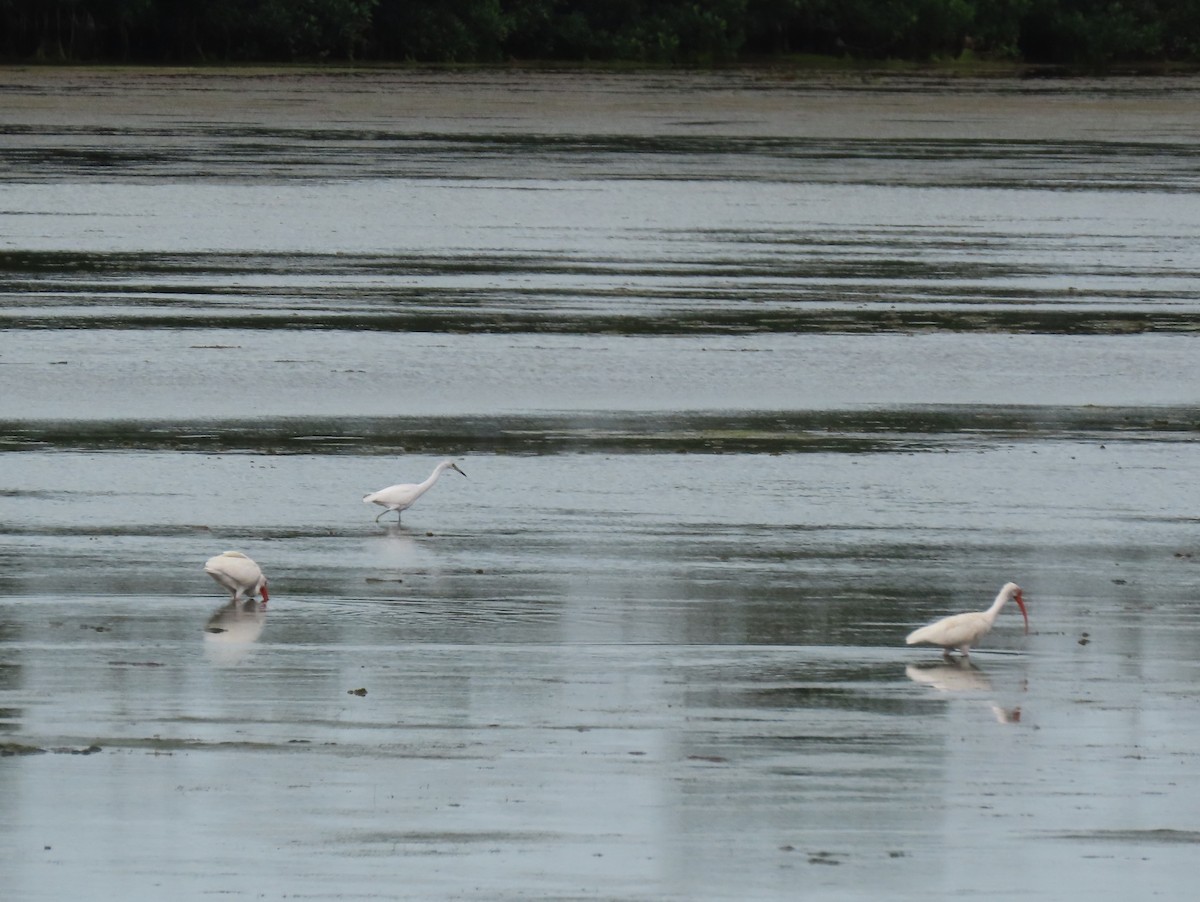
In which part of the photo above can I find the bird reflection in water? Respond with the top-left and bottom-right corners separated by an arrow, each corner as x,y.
203,599 -> 267,666
906,660 -> 1022,724
906,659 -> 991,692
368,522 -> 427,577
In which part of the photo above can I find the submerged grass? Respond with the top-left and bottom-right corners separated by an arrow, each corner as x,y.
1,406 -> 1196,455
5,307 -> 1200,335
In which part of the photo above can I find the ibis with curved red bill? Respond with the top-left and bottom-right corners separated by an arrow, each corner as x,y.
204,551 -> 270,603
906,582 -> 1028,659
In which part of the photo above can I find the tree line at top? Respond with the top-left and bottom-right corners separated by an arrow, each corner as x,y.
2,0 -> 1197,67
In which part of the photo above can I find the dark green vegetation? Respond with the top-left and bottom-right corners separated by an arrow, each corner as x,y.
1,0 -> 1196,66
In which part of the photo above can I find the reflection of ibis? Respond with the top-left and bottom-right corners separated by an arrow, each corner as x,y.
204,551 -> 269,602
364,459 -> 466,523
906,582 -> 1028,659
906,659 -> 1022,724
204,600 -> 267,666
905,660 -> 992,692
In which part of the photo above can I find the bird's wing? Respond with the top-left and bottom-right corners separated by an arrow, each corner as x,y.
368,483 -> 422,505
206,555 -> 261,587
907,611 -> 989,647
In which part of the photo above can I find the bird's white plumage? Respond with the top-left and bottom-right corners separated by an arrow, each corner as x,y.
204,551 -> 269,602
364,459 -> 466,522
906,581 -> 1027,658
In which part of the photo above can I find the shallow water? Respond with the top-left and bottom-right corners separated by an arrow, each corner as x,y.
1,68 -> 1199,901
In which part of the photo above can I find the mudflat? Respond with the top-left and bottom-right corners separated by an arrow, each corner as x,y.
1,67 -> 1199,901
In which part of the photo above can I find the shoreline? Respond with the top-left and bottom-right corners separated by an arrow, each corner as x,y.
3,55 -> 1200,77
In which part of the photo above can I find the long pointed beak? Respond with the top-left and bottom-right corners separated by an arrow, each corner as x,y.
1014,591 -> 1029,634
453,464 -> 467,477
260,583 -> 270,603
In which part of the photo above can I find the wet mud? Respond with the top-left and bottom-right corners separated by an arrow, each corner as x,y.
1,68 -> 1199,900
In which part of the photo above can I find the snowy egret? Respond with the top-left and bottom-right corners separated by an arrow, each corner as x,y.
204,551 -> 269,602
363,459 -> 466,523
906,582 -> 1028,659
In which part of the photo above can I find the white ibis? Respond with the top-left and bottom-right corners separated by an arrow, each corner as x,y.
906,582 -> 1028,659
204,551 -> 269,603
364,459 -> 466,523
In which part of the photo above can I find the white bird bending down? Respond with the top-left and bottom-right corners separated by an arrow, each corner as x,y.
204,551 -> 270,603
906,582 -> 1028,659
363,459 -> 466,523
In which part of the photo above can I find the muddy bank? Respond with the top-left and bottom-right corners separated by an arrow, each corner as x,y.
2,68 -> 1199,901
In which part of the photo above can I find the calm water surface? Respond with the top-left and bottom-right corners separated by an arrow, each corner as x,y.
1,68 -> 1199,901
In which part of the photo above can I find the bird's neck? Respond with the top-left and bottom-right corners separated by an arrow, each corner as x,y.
985,588 -> 1013,621
421,463 -> 448,490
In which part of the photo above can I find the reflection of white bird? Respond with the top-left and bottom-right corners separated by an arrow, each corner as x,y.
906,582 -> 1028,659
203,600 -> 267,666
204,551 -> 269,602
990,704 -> 1022,724
363,459 -> 466,523
905,661 -> 992,692
906,663 -> 1023,724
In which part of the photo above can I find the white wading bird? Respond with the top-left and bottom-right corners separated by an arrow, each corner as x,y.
364,459 -> 466,523
204,551 -> 270,603
906,582 -> 1028,659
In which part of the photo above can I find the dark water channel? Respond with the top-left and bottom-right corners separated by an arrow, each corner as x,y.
1,68 -> 1199,900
